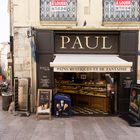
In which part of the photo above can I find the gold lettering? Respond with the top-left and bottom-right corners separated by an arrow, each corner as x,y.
101,36 -> 112,49
61,36 -> 70,49
72,36 -> 84,49
85,36 -> 99,49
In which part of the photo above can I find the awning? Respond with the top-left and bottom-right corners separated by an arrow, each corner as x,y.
50,54 -> 133,72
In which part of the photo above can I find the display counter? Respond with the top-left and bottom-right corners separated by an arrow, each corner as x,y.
55,81 -> 110,113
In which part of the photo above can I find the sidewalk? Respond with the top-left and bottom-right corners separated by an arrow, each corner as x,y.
0,96 -> 140,140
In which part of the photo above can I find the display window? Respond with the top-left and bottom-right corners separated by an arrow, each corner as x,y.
54,72 -> 117,115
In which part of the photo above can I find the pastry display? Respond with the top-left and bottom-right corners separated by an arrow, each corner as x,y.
54,73 -> 110,115
55,79 -> 107,97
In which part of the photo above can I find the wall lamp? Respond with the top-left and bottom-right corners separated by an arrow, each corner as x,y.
27,27 -> 36,38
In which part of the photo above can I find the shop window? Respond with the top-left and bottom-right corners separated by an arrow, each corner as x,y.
103,0 -> 140,23
40,0 -> 77,22
54,72 -> 116,115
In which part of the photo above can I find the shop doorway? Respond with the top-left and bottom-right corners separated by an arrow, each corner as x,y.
54,72 -> 118,115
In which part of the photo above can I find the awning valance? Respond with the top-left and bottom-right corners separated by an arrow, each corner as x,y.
50,54 -> 133,72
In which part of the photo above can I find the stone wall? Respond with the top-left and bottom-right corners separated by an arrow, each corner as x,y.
14,27 -> 31,78
14,27 -> 37,112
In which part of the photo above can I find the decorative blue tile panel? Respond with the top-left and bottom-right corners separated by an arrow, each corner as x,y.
103,0 -> 140,22
40,0 -> 77,21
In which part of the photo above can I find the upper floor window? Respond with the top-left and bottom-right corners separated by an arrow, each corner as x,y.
40,0 -> 77,22
103,0 -> 140,22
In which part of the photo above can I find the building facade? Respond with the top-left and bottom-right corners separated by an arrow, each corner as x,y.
10,0 -> 140,114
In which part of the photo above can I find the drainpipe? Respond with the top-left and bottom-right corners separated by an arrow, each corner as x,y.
27,27 -> 37,112
9,0 -> 14,89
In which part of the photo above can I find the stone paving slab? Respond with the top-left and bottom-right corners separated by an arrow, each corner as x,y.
0,96 -> 140,140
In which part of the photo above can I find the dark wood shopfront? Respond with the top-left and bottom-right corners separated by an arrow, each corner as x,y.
35,30 -> 138,115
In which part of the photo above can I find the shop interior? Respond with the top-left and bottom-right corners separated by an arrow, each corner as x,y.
54,72 -> 118,115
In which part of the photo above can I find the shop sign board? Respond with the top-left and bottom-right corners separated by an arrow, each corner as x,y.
53,66 -> 131,72
36,89 -> 52,120
55,33 -> 119,54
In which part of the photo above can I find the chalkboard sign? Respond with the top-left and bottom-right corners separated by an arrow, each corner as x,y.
39,66 -> 51,87
36,89 -> 52,120
37,54 -> 54,88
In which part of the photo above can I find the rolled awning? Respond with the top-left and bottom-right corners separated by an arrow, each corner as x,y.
50,54 -> 133,72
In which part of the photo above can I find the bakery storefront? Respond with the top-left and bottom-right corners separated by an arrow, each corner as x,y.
35,30 -> 138,116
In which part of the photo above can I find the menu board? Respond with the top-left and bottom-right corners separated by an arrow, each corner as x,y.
37,55 -> 54,88
39,66 -> 51,87
129,85 -> 140,119
36,89 -> 52,119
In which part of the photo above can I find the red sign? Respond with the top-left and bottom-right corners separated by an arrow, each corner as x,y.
115,0 -> 131,6
0,75 -> 2,81
50,0 -> 67,6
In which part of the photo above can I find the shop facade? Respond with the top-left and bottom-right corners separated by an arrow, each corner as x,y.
35,29 -> 138,115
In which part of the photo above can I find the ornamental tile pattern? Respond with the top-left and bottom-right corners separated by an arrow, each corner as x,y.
103,0 -> 140,22
40,0 -> 77,21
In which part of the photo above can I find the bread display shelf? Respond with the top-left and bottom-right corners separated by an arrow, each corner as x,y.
55,80 -> 110,113
56,82 -> 106,87
56,82 -> 107,97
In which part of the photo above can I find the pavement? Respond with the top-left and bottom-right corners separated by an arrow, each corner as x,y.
0,95 -> 140,140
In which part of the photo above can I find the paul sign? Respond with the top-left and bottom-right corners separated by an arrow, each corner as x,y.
60,36 -> 112,50
55,33 -> 118,53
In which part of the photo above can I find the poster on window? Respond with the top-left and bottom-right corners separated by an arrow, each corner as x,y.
115,0 -> 131,11
50,0 -> 67,11
129,85 -> 140,119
